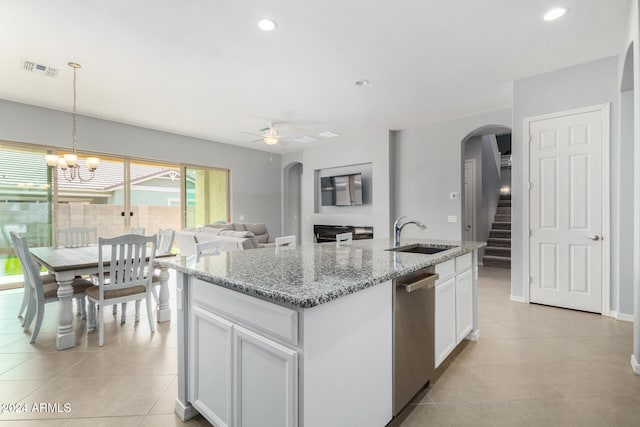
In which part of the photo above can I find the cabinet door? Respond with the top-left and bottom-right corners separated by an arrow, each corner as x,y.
190,306 -> 233,427
234,325 -> 298,427
434,277 -> 456,368
456,268 -> 473,343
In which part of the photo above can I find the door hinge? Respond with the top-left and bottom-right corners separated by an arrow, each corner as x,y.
529,230 -> 532,237
529,276 -> 534,285
529,135 -> 534,144
528,182 -> 532,190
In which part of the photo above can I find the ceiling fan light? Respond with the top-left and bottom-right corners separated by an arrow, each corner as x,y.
263,135 -> 278,145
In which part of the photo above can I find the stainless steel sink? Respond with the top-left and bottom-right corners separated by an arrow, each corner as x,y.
386,244 -> 457,255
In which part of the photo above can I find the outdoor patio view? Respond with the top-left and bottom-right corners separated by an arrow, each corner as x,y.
0,145 -> 228,285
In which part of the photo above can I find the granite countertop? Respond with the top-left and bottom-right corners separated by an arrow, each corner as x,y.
158,238 -> 486,309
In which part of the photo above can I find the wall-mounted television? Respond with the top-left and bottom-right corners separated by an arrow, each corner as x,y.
321,173 -> 363,206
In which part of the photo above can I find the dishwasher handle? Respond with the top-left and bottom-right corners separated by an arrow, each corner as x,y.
399,272 -> 439,293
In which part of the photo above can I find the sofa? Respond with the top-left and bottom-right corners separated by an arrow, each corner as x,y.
175,223 -> 276,256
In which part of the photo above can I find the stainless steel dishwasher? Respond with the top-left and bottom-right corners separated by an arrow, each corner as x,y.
393,266 -> 439,415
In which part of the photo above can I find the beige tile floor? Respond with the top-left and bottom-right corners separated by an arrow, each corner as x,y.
394,267 -> 640,427
0,267 -> 637,426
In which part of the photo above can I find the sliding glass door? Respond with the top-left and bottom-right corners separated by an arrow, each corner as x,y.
185,166 -> 229,228
0,142 -> 230,283
0,144 -> 52,285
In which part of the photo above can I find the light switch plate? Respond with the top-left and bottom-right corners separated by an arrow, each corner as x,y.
448,215 -> 458,223
239,215 -> 245,220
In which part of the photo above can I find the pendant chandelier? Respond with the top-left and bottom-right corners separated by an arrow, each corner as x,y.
45,62 -> 99,182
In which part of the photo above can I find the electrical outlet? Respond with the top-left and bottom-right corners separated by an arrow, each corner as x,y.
448,215 -> 458,223
450,192 -> 458,199
239,215 -> 245,221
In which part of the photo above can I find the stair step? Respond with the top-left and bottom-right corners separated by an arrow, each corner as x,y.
490,230 -> 511,238
498,200 -> 512,207
496,207 -> 511,215
487,237 -> 511,248
499,194 -> 511,201
485,246 -> 511,257
493,222 -> 512,230
495,214 -> 511,222
483,255 -> 511,269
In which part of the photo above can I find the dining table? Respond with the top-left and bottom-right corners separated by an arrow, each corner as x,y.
29,245 -> 175,350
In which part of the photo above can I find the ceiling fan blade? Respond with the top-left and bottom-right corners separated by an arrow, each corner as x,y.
278,140 -> 289,146
240,130 -> 262,137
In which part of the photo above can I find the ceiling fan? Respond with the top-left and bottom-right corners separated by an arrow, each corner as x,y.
241,123 -> 290,146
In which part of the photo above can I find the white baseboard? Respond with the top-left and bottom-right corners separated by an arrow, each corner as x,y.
175,400 -> 199,421
631,354 -> 640,375
466,329 -> 480,342
611,311 -> 634,322
510,295 -> 526,303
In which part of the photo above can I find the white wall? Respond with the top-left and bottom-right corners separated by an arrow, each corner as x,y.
620,90 -> 635,315
623,0 -> 640,369
299,129 -> 391,244
0,99 -> 283,236
392,109 -> 512,241
511,57 -> 619,306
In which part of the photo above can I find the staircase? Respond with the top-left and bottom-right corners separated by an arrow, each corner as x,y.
483,194 -> 511,269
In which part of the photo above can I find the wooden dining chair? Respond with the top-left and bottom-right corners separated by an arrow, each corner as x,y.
86,234 -> 157,347
131,226 -> 146,235
275,235 -> 296,248
195,239 -> 221,261
10,232 -> 93,343
149,228 -> 176,304
336,232 -> 353,246
56,226 -> 97,248
10,233 -> 57,323
157,228 -> 175,254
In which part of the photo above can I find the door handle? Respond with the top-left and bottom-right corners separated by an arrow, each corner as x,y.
400,273 -> 439,293
585,235 -> 600,241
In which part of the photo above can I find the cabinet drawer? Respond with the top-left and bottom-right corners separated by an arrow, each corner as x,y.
435,259 -> 455,281
455,253 -> 472,272
191,278 -> 298,346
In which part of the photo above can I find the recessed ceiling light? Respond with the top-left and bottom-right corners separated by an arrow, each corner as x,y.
258,19 -> 277,31
543,7 -> 568,21
355,79 -> 370,87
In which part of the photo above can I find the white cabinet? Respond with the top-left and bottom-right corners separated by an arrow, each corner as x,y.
190,306 -> 233,427
434,252 -> 475,368
234,326 -> 297,427
189,279 -> 298,427
455,269 -> 473,344
434,276 -> 456,367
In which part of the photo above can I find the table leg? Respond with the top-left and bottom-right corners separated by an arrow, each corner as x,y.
157,266 -> 171,323
56,272 -> 76,350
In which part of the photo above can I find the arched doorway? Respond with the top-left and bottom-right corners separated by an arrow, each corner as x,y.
460,125 -> 512,268
282,162 -> 302,239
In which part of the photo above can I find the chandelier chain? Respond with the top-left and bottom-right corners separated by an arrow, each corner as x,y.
72,64 -> 77,154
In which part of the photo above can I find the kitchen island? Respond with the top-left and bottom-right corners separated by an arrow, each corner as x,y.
159,238 -> 484,427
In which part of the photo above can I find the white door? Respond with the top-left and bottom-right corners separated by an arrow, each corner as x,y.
528,107 -> 607,313
455,268 -> 473,343
234,325 -> 298,427
463,160 -> 475,241
189,306 -> 233,427
434,277 -> 456,368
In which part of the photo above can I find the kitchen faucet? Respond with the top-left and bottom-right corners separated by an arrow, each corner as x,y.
393,216 -> 427,247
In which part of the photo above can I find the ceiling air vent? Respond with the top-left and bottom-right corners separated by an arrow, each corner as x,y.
21,60 -> 59,78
